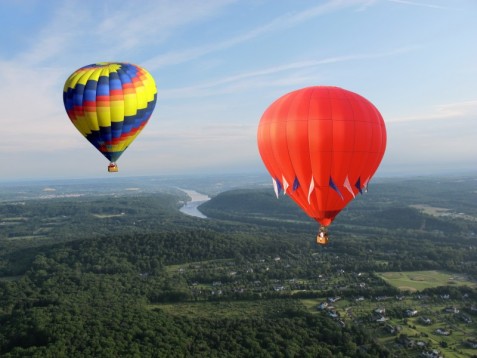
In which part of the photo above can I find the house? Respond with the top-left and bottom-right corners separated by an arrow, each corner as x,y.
396,334 -> 413,347
417,294 -> 430,300
385,324 -> 400,334
328,296 -> 341,303
375,308 -> 386,315
444,306 -> 459,314
435,328 -> 450,336
421,349 -> 443,358
464,339 -> 477,349
419,317 -> 432,325
405,309 -> 418,317
376,316 -> 388,323
416,341 -> 427,349
317,302 -> 328,310
459,314 -> 472,324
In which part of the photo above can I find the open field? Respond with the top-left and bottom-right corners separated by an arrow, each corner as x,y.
164,258 -> 235,274
149,299 -> 300,319
92,213 -> 126,218
410,204 -> 451,216
377,270 -> 477,292
410,204 -> 477,222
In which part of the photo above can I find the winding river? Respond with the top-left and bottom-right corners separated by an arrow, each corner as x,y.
178,189 -> 210,219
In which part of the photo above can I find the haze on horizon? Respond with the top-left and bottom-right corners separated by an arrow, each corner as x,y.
0,0 -> 476,181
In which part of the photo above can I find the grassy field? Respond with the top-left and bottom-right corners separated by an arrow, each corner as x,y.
92,213 -> 126,218
164,258 -> 235,274
377,270 -> 477,292
148,299 -> 304,319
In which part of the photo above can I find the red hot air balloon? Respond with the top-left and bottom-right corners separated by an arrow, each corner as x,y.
257,86 -> 386,244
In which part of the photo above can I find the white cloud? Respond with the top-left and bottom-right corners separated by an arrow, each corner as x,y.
0,61 -> 76,152
143,0 -> 376,70
95,0 -> 236,54
387,100 -> 477,123
159,47 -> 417,99
387,0 -> 450,10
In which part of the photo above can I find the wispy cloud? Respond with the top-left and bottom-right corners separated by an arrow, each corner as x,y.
144,0 -> 375,69
388,100 -> 477,123
95,0 -> 236,54
8,0 -> 236,67
387,0 -> 451,10
15,3 -> 88,66
160,47 -> 417,99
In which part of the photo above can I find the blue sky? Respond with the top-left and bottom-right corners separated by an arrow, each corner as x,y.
0,0 -> 476,181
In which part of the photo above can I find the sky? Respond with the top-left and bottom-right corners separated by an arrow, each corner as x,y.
0,0 -> 476,181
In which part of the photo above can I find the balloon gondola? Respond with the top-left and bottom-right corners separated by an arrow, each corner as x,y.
63,62 -> 157,172
108,162 -> 119,172
257,86 -> 386,244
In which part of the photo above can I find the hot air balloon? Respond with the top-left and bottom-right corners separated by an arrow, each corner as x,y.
63,62 -> 157,172
257,86 -> 386,244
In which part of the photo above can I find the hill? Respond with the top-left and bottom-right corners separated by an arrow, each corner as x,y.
201,176 -> 477,238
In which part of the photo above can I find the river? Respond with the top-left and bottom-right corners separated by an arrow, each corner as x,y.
178,189 -> 210,219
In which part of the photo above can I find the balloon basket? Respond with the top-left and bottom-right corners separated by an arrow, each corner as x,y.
316,226 -> 329,245
108,163 -> 118,172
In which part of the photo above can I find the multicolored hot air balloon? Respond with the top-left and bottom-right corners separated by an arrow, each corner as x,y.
257,86 -> 386,244
63,62 -> 157,172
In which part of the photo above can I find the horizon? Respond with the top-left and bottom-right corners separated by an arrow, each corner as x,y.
1,168 -> 476,187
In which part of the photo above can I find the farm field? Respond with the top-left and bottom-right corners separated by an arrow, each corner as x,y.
377,271 -> 477,292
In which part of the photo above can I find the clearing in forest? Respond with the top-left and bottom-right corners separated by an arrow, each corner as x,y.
377,270 -> 476,292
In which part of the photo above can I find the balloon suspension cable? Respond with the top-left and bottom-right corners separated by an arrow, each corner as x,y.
108,162 -> 119,173
316,225 -> 329,246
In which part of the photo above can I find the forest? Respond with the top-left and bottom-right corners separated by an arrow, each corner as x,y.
0,175 -> 476,357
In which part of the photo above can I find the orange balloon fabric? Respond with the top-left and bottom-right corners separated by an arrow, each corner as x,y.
257,86 -> 386,227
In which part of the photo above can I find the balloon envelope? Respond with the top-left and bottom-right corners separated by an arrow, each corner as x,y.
63,62 -> 157,166
257,86 -> 386,227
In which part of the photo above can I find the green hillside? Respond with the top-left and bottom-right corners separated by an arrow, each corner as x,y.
200,188 -> 311,224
